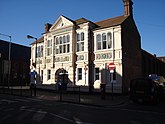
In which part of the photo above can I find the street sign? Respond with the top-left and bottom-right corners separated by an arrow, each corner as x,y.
108,62 -> 115,71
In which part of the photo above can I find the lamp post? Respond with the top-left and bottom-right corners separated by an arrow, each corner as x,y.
0,33 -> 11,89
84,62 -> 88,86
27,35 -> 37,96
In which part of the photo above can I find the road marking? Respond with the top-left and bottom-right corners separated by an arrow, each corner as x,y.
20,107 -> 94,124
1,99 -> 17,103
15,98 -> 30,102
20,108 -> 47,114
49,113 -> 74,123
49,113 -> 94,124
26,97 -> 43,102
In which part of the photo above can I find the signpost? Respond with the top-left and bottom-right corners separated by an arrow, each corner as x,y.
108,62 -> 115,100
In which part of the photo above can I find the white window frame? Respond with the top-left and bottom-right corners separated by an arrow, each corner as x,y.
77,68 -> 82,80
47,40 -> 52,56
77,32 -> 84,52
47,69 -> 51,80
55,35 -> 70,54
96,32 -> 112,50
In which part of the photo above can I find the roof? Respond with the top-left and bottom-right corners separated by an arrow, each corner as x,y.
74,15 -> 128,29
74,18 -> 90,25
157,56 -> 165,63
31,37 -> 44,45
32,15 -> 129,44
95,15 -> 128,29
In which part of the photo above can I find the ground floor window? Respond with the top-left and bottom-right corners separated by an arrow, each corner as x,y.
47,69 -> 51,80
78,68 -> 82,80
95,68 -> 99,80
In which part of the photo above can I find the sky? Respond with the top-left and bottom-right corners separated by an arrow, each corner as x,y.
0,0 -> 165,56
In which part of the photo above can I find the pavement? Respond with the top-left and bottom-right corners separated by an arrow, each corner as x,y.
0,86 -> 130,107
35,89 -> 130,107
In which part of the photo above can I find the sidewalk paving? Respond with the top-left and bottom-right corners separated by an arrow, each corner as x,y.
35,90 -> 130,107
0,87 -> 130,107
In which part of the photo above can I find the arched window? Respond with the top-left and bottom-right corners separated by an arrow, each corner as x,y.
67,35 -> 70,42
107,32 -> 112,49
96,34 -> 101,50
77,32 -> 84,52
81,32 -> 84,41
47,40 -> 52,56
56,37 -> 59,45
59,37 -> 62,44
102,33 -> 106,49
40,46 -> 43,57
63,36 -> 66,43
77,33 -> 80,41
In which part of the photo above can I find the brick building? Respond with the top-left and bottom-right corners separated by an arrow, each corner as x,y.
30,0 -> 165,93
0,40 -> 31,86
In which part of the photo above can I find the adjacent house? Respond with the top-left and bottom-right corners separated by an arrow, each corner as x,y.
0,40 -> 31,86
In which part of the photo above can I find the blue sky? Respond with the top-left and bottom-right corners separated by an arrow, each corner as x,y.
0,0 -> 165,56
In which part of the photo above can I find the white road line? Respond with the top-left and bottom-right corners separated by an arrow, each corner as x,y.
49,113 -> 74,123
20,107 -> 94,124
20,108 -> 47,114
15,98 -> 29,102
1,99 -> 17,103
26,97 -> 43,102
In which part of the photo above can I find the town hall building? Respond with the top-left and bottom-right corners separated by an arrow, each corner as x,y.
30,0 -> 165,93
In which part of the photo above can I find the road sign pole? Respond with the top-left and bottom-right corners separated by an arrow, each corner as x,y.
109,62 -> 115,100
111,72 -> 114,100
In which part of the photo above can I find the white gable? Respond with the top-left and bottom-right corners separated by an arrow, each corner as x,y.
49,16 -> 74,31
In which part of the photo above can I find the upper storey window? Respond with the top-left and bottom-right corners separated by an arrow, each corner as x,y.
47,40 -> 52,56
96,32 -> 112,50
55,35 -> 70,54
77,32 -> 84,52
37,45 -> 43,57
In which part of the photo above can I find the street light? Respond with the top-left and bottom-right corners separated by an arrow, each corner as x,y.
0,33 -> 11,89
27,35 -> 37,67
27,35 -> 37,96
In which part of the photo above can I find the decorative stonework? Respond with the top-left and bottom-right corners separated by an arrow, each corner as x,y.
96,53 -> 112,60
36,59 -> 42,64
46,59 -> 51,63
77,55 -> 84,61
55,56 -> 69,62
52,27 -> 73,35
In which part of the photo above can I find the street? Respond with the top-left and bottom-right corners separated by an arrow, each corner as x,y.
0,94 -> 165,124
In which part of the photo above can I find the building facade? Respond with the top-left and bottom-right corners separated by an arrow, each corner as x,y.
30,0 -> 165,93
0,40 -> 31,86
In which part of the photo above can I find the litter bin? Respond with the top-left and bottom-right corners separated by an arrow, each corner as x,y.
100,83 -> 106,99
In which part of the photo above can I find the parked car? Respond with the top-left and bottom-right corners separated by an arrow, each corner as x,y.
148,75 -> 165,93
130,78 -> 162,103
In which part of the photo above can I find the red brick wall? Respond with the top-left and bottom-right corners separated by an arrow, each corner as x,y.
121,16 -> 142,93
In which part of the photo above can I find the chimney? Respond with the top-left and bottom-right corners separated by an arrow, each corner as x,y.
123,0 -> 133,17
45,23 -> 52,33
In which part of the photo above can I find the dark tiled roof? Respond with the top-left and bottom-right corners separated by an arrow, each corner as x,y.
31,37 -> 44,45
74,15 -> 128,29
32,15 -> 128,44
95,15 -> 128,29
74,18 -> 90,25
157,56 -> 165,63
